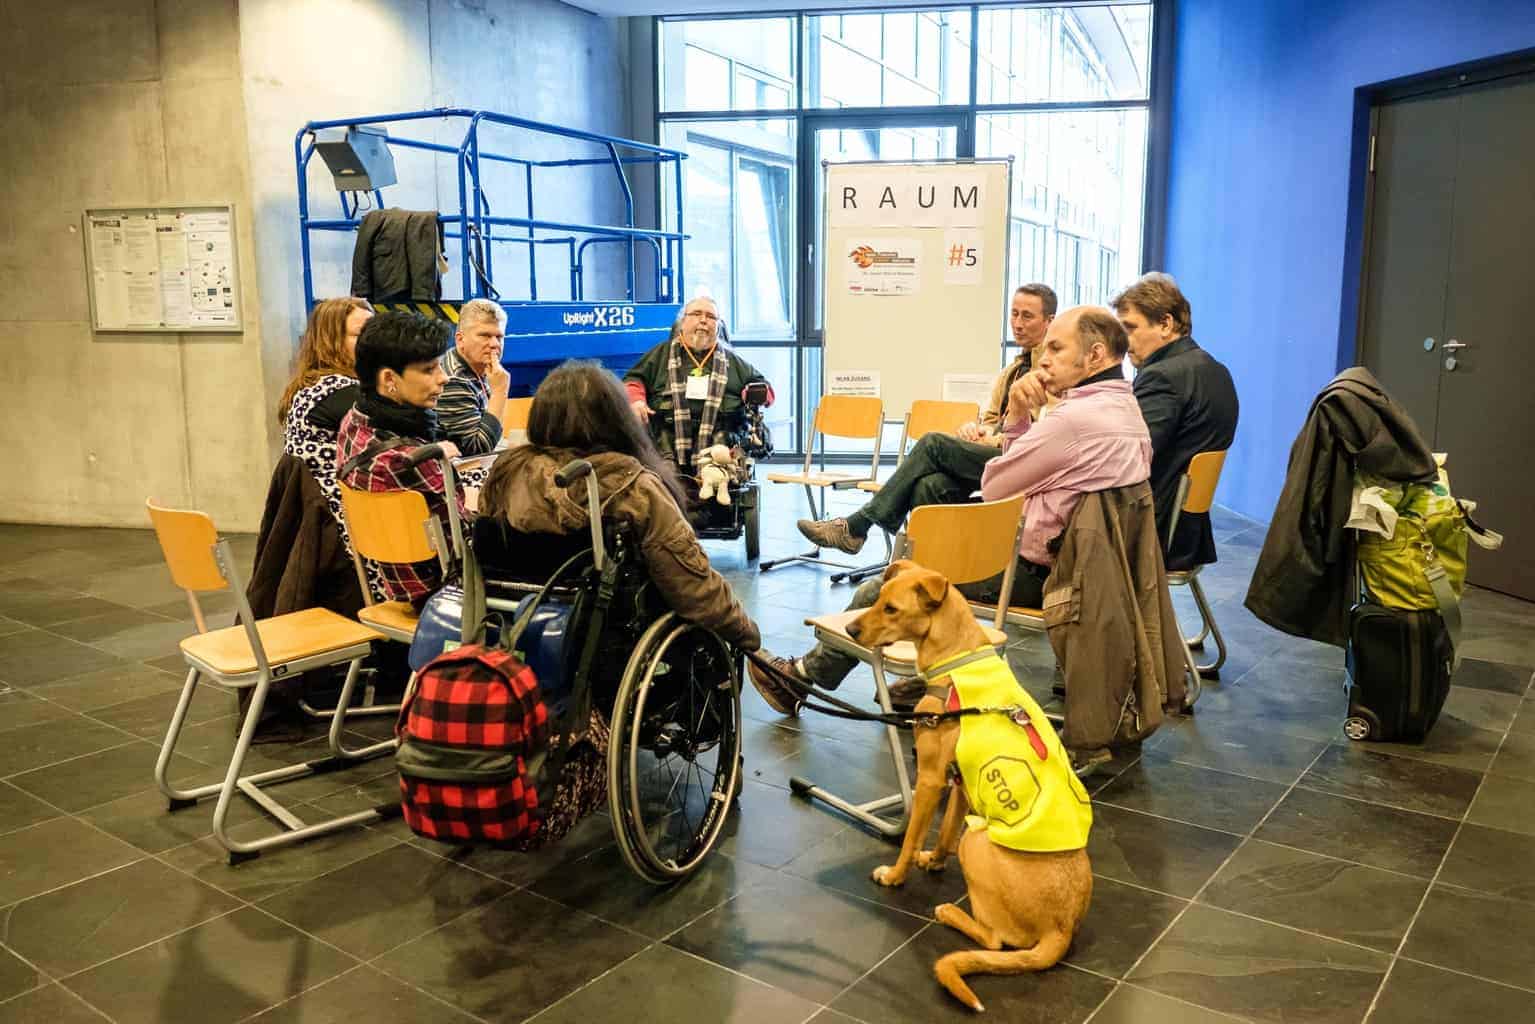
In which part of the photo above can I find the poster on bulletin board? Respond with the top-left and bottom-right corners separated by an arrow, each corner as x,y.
83,205 -> 241,332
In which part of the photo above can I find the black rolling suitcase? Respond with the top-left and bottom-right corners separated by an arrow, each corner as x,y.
1343,603 -> 1453,743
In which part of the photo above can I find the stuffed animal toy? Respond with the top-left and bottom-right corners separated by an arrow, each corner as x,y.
696,444 -> 736,506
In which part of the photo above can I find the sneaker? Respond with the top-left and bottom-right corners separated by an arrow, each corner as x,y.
747,654 -> 805,717
796,517 -> 866,555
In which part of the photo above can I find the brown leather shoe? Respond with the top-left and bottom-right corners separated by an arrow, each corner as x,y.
747,654 -> 805,717
796,517 -> 866,555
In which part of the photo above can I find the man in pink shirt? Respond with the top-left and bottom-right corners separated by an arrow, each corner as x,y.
748,307 -> 1152,715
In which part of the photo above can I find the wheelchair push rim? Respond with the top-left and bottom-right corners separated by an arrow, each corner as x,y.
608,612 -> 742,884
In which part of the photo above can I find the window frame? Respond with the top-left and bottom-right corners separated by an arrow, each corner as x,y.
655,3 -> 1159,459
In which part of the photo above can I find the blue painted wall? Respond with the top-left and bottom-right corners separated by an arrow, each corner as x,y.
1163,0 -> 1535,522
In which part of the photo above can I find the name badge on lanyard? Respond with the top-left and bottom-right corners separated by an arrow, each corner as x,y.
685,373 -> 710,401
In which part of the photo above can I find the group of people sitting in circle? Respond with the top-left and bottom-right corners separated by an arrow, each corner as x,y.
277,274 -> 1237,720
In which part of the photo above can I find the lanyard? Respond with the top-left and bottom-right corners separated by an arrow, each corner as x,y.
683,342 -> 716,376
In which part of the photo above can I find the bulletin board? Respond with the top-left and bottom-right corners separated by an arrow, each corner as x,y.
83,205 -> 242,332
822,159 -> 1011,417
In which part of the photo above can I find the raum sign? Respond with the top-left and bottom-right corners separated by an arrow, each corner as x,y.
829,166 -> 989,228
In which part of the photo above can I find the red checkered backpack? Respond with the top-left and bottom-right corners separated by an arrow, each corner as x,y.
395,544 -> 615,850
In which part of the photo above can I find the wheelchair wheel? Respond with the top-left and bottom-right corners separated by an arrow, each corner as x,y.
743,497 -> 760,562
608,612 -> 742,884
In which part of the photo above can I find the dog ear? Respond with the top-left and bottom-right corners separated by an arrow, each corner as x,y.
882,559 -> 919,584
915,569 -> 950,609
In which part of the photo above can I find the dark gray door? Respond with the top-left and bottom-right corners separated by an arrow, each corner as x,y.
1360,74 -> 1535,600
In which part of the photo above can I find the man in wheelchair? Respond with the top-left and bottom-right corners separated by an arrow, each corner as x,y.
623,296 -> 775,484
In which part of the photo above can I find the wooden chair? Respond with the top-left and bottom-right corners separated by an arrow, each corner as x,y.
761,394 -> 885,574
1167,450 -> 1229,708
836,399 -> 980,585
501,396 -> 534,439
337,484 -> 445,647
791,493 -> 1026,836
146,501 -> 395,864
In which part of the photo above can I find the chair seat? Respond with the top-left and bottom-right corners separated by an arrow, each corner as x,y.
855,480 -> 883,494
1166,566 -> 1202,584
766,470 -> 870,488
807,609 -> 1007,666
358,600 -> 421,641
180,608 -> 383,677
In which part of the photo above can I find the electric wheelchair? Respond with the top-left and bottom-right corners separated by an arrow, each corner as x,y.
650,380 -> 773,563
469,458 -> 745,883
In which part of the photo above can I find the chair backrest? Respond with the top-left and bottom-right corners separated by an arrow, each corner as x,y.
905,495 -> 1027,630
502,397 -> 534,437
812,395 -> 884,439
146,501 -> 229,593
903,400 -> 977,450
1181,450 -> 1227,514
339,484 -> 438,564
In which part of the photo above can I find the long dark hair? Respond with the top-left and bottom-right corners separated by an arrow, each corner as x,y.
527,361 -> 688,507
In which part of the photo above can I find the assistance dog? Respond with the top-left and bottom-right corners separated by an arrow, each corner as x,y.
848,560 -> 1093,1012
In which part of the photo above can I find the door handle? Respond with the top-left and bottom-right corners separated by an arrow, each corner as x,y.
1443,339 -> 1468,351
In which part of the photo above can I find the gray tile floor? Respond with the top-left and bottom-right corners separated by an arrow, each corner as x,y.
0,484 -> 1533,1024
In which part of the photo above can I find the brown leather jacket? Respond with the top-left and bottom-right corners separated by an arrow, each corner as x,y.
1042,481 -> 1186,750
480,447 -> 760,652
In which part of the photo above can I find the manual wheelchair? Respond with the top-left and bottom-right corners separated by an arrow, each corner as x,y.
470,458 -> 745,883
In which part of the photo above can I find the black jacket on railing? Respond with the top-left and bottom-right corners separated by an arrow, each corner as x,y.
1245,367 -> 1437,647
1133,336 -> 1240,570
350,209 -> 443,302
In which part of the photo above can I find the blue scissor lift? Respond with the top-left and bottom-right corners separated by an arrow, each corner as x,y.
295,108 -> 686,393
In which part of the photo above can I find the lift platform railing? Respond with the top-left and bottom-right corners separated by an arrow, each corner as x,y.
294,107 -> 689,311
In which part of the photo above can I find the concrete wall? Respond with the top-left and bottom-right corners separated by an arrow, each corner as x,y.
0,0 -> 271,529
0,0 -> 631,531
1164,0 -> 1535,522
241,0 -> 633,436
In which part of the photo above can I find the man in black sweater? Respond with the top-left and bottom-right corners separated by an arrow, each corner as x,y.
1112,274 -> 1239,571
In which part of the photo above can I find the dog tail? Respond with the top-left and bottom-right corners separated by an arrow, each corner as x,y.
933,932 -> 1073,1013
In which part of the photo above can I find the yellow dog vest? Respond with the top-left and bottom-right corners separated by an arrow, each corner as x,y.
933,648 -> 1093,852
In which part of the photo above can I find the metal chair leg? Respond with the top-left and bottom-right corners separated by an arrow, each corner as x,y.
788,652 -> 913,837
326,658 -> 401,760
1189,576 -> 1226,675
155,667 -> 209,808
1180,632 -> 1202,711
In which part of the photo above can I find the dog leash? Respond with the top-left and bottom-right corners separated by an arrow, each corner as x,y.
744,650 -> 1034,730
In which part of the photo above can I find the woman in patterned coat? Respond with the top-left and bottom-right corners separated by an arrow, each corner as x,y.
277,296 -> 384,598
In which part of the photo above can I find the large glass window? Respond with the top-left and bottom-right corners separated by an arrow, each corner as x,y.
657,3 -> 1155,457
979,107 -> 1147,318
806,11 -> 972,108
660,18 -> 796,113
659,119 -> 797,341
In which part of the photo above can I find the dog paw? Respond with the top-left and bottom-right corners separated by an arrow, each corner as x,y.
871,864 -> 906,887
915,850 -> 947,872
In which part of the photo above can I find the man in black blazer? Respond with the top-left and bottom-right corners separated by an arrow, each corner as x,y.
1112,274 -> 1239,571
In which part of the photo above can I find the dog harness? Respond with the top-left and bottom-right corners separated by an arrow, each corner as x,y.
926,647 -> 1093,852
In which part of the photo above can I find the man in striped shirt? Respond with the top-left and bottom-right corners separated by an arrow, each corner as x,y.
437,298 -> 511,456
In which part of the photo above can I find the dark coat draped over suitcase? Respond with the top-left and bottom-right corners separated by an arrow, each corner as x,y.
1245,367 -> 1437,648
1043,481 -> 1187,751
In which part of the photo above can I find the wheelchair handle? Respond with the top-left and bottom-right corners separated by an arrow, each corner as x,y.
554,458 -> 593,487
555,458 -> 606,570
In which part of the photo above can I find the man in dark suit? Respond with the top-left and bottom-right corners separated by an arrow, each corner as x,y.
1112,274 -> 1239,571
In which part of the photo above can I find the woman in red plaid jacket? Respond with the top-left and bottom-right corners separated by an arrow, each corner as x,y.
337,310 -> 472,608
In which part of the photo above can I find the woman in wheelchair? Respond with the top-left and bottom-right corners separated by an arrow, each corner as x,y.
622,297 -> 774,472
479,360 -> 760,881
480,360 -> 760,655
337,310 -> 472,608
